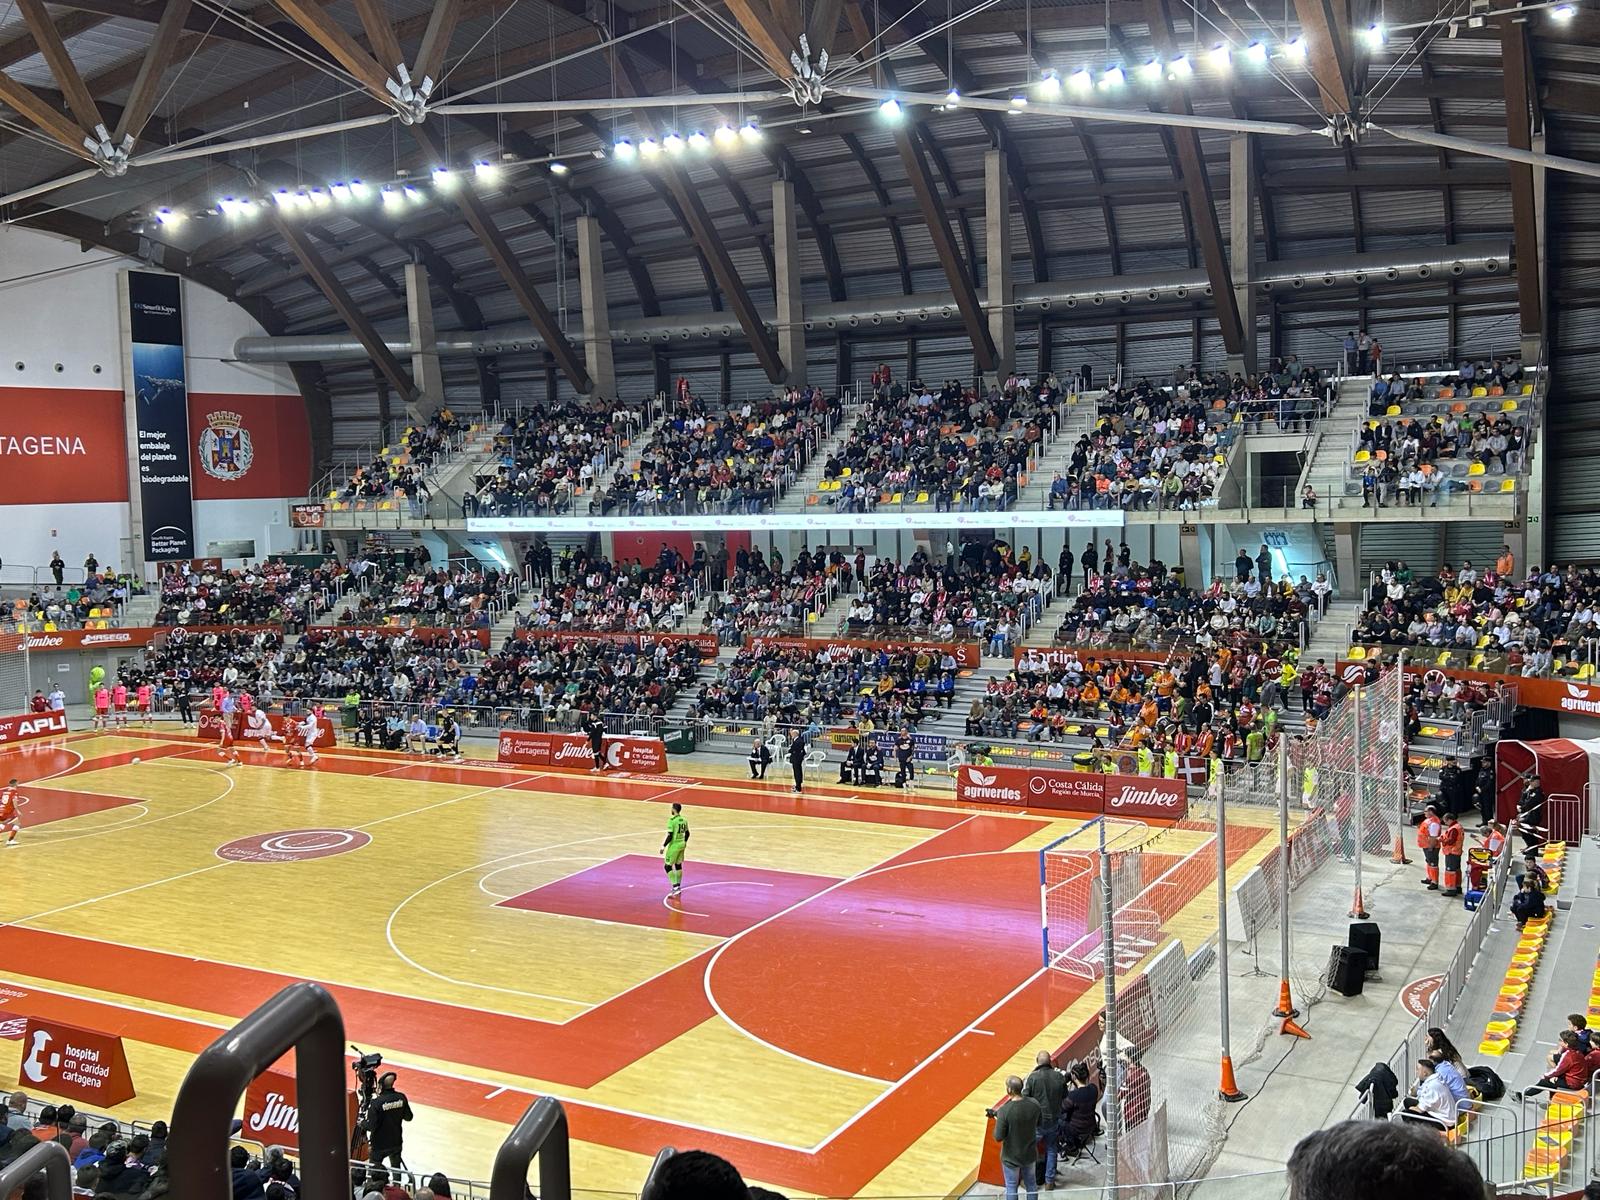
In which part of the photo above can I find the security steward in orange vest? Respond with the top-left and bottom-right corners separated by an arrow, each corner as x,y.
1417,804 -> 1442,891
1438,811 -> 1467,898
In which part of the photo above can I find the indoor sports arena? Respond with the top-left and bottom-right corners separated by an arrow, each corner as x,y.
0,0 -> 1596,1196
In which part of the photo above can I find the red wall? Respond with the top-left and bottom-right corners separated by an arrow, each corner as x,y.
189,392 -> 311,500
0,388 -> 128,504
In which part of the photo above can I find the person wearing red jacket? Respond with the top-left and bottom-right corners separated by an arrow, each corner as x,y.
1438,811 -> 1467,898
1522,1030 -> 1594,1098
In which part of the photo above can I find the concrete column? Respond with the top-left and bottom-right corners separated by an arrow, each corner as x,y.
1333,522 -> 1359,600
1228,134 -> 1258,375
984,148 -> 1015,377
1525,135 -> 1548,568
576,214 -> 616,400
772,181 -> 806,386
403,263 -> 443,423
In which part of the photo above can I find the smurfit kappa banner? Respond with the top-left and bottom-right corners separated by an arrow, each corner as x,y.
125,271 -> 195,561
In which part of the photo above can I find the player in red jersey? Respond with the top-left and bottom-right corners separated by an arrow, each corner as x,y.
135,682 -> 154,728
284,712 -> 321,766
0,779 -> 20,847
111,680 -> 128,729
93,685 -> 110,730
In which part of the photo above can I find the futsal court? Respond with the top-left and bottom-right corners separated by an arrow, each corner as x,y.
0,726 -> 1283,1198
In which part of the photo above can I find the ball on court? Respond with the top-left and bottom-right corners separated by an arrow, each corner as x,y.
131,756 -> 141,764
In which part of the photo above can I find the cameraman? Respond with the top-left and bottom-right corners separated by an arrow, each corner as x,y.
364,1072 -> 413,1168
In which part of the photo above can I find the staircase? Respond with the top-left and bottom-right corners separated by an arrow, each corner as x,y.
1302,598 -> 1361,666
1302,376 -> 1377,505
122,592 -> 159,627
772,397 -> 871,513
1019,395 -> 1099,503
427,421 -> 503,509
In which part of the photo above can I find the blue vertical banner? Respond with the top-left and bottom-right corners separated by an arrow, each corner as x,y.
126,271 -> 195,561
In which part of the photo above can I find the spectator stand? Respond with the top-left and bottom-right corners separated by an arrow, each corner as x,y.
315,410 -> 479,517
592,384 -> 844,518
3,576 -> 129,633
806,373 -> 1065,515
703,550 -> 854,645
336,555 -> 520,630
156,558 -> 357,631
462,400 -> 645,518
1329,355 -> 1545,513
515,553 -> 709,637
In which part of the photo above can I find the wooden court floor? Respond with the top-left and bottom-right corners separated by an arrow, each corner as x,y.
0,729 -> 1281,1198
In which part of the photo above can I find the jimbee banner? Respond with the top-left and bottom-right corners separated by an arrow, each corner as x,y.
123,270 -> 195,562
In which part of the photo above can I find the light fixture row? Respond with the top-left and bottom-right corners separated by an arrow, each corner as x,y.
612,119 -> 763,162
151,160 -> 525,228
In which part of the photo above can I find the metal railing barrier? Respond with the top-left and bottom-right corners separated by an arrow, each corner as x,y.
0,1142 -> 72,1200
488,1096 -> 572,1200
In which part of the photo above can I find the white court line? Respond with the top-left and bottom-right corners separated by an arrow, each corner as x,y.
475,856 -> 615,900
662,896 -> 712,918
12,761 -> 237,849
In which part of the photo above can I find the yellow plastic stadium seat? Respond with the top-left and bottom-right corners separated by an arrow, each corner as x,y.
1468,461 -> 1486,476
1523,383 -> 1535,395
1472,386 -> 1489,397
1353,449 -> 1371,463
890,492 -> 903,504
1502,399 -> 1519,412
1500,479 -> 1516,493
42,622 -> 56,632
1348,645 -> 1367,660
840,467 -> 852,478
1386,404 -> 1401,416
915,492 -> 929,504
1437,652 -> 1452,667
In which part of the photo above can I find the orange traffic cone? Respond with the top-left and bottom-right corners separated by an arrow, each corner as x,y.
1273,977 -> 1299,1020
1349,886 -> 1369,920
1391,833 -> 1411,865
1281,1014 -> 1312,1039
1219,1054 -> 1247,1102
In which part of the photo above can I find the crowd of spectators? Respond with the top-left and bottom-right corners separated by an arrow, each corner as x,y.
701,546 -> 849,644
1049,541 -> 1323,654
9,575 -> 129,631
516,549 -> 700,633
155,558 -> 354,627
334,410 -> 465,507
1353,555 -> 1600,676
688,639 -> 962,732
338,558 -> 512,628
457,631 -> 704,731
595,384 -> 839,516
464,401 -> 636,517
1047,365 -> 1320,513
820,373 -> 1059,513
844,539 -> 1049,655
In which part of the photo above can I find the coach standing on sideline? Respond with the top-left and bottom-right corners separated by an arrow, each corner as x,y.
788,728 -> 807,794
586,712 -> 607,772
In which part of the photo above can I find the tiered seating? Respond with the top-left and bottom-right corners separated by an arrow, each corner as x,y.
1351,563 -> 1600,679
466,401 -> 635,516
598,386 -> 840,516
517,554 -> 699,633
325,409 -> 472,514
339,562 -> 511,627
8,590 -> 122,631
1481,844 -> 1565,1057
811,376 -> 1059,512
156,559 -> 353,626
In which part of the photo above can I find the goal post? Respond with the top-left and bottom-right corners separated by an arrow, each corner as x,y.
1039,816 -> 1152,975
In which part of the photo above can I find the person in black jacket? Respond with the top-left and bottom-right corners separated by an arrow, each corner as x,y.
1354,1060 -> 1401,1119
748,737 -> 772,780
586,714 -> 607,773
788,730 -> 807,794
364,1073 -> 413,1168
229,1145 -> 269,1200
894,730 -> 915,788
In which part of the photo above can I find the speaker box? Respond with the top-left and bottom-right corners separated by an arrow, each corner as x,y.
1348,921 -> 1382,973
1328,945 -> 1369,997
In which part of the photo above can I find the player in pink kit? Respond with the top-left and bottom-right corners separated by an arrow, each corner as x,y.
111,680 -> 128,729
136,681 -> 154,728
0,779 -> 20,847
216,690 -> 241,764
93,685 -> 110,730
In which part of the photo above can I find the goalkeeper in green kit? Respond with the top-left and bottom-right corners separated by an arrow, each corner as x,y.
663,802 -> 690,898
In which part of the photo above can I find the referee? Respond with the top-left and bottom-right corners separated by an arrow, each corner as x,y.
587,713 -> 607,772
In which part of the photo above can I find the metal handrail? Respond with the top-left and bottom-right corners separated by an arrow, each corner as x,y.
639,1147 -> 676,1199
487,1097 -> 571,1200
0,1142 -> 72,1200
167,982 -> 349,1200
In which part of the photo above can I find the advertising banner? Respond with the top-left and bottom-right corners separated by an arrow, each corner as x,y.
511,628 -> 721,659
0,388 -> 129,505
241,1069 -> 358,1152
18,1017 -> 136,1107
828,728 -> 949,762
0,711 -> 69,745
290,503 -> 326,528
954,764 -> 1186,821
126,271 -> 194,561
1014,646 -> 1173,671
497,730 -> 668,773
748,634 -> 982,670
1341,658 -> 1600,716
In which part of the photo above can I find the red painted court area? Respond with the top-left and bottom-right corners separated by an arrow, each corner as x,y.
498,853 -> 837,937
0,732 -> 1241,1195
